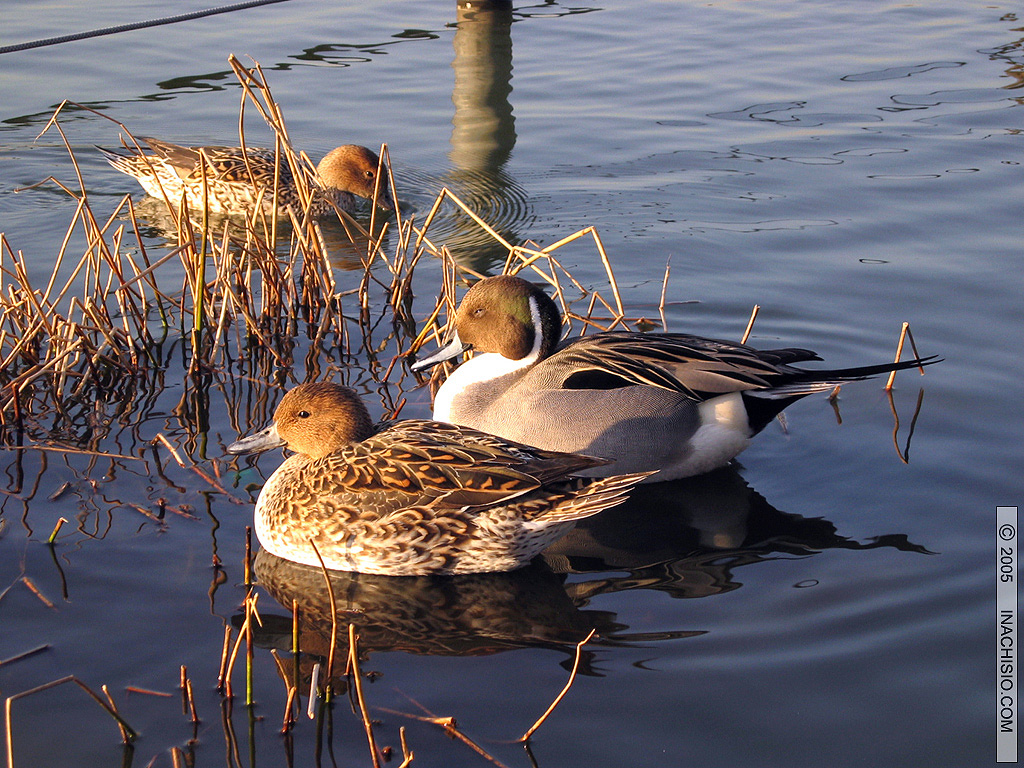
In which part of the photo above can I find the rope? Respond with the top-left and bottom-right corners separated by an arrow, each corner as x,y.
0,0 -> 292,55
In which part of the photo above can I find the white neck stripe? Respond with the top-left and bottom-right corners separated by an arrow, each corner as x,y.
522,294 -> 545,365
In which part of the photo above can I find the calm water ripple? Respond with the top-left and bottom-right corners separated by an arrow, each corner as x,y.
0,1 -> 1019,766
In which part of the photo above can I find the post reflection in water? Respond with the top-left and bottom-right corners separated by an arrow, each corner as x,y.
451,1 -> 516,177
444,0 -> 532,271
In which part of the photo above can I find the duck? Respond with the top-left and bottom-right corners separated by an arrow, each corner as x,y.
226,381 -> 651,575
99,137 -> 394,217
411,275 -> 940,481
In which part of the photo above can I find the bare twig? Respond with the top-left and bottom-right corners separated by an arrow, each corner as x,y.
0,645 -> 49,669
885,322 -> 927,390
518,629 -> 597,742
348,624 -> 382,768
6,674 -> 138,768
740,305 -> 760,345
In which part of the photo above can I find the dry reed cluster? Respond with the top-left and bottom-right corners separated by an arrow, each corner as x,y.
0,55 -> 659,453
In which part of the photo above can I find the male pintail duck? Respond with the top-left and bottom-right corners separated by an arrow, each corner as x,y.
412,275 -> 940,481
226,382 -> 651,575
100,137 -> 394,217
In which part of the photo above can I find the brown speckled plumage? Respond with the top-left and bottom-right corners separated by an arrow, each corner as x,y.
227,382 -> 651,575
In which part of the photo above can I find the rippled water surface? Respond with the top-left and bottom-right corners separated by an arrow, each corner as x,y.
1,1 -> 1020,766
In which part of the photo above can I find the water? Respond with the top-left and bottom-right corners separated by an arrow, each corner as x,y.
1,1 -> 1020,765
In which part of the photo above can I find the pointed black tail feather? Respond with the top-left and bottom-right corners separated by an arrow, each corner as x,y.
741,354 -> 941,434
755,354 -> 942,399
791,354 -> 942,383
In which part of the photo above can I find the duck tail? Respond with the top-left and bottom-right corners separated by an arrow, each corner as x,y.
96,145 -> 122,160
96,144 -> 156,179
742,354 -> 941,435
759,354 -> 942,399
798,353 -> 942,381
96,144 -> 131,168
543,471 -> 657,523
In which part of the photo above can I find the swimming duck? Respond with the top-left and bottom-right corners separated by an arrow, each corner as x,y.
100,137 -> 393,217
411,275 -> 940,481
226,382 -> 651,575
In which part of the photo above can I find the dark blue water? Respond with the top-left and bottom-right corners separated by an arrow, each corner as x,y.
1,1 -> 1019,765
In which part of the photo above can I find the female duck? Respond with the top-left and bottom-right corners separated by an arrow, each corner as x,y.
101,137 -> 393,217
412,275 -> 938,481
226,382 -> 650,575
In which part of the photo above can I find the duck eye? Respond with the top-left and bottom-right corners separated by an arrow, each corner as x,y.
297,410 -> 311,419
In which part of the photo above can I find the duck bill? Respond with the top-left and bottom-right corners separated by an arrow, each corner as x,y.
374,187 -> 395,211
226,422 -> 286,456
410,331 -> 470,372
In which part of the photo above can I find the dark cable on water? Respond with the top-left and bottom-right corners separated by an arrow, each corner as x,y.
0,0 -> 291,55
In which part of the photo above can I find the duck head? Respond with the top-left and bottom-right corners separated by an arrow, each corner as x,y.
412,275 -> 562,371
317,145 -> 395,211
227,382 -> 374,460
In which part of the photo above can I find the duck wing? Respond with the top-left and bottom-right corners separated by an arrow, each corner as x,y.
552,331 -> 938,402
320,419 -> 610,509
140,137 -> 286,185
553,332 -> 819,399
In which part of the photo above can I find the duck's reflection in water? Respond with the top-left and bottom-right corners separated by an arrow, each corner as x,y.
544,466 -> 931,607
247,466 -> 929,672
253,549 -> 602,660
